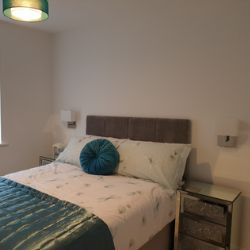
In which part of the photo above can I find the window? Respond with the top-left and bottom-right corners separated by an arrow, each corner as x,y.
0,52 -> 3,144
0,90 -> 1,144
0,86 -> 6,146
0,53 -> 6,146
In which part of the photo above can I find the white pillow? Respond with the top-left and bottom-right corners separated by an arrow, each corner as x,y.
56,135 -> 127,167
116,140 -> 191,190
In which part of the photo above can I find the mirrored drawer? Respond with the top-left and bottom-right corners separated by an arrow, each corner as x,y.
179,234 -> 224,250
181,216 -> 226,245
183,196 -> 227,225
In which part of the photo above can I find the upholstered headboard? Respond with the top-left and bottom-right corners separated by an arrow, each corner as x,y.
86,116 -> 191,144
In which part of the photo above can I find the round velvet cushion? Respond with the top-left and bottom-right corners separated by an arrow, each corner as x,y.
80,139 -> 119,175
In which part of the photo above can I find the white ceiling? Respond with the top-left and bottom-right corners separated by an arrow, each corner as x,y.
0,0 -> 97,33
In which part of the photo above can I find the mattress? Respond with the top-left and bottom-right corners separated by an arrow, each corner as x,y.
6,162 -> 176,250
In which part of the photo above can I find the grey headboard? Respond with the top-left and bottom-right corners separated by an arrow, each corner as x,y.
86,115 -> 191,144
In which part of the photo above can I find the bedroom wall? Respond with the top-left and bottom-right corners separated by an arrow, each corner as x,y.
52,1 -> 250,249
0,21 -> 53,174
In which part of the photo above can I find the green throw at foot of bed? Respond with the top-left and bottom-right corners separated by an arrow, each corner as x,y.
0,177 -> 115,250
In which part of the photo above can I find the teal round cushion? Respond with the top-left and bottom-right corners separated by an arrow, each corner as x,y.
80,139 -> 119,175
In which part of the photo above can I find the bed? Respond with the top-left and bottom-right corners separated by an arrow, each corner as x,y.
2,115 -> 191,250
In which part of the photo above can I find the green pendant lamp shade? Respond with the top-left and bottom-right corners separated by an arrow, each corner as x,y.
3,0 -> 48,22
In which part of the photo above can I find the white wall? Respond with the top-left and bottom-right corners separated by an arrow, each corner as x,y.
52,1 -> 250,249
0,21 -> 53,174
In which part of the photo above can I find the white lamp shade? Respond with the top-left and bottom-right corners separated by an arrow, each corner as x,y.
60,110 -> 76,122
217,118 -> 238,136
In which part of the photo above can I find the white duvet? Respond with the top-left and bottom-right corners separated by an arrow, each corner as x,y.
6,162 -> 176,250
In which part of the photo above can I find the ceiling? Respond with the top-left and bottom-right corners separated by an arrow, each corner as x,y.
0,0 -> 97,33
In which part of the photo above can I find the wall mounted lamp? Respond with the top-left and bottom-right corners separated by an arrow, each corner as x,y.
60,110 -> 76,129
217,118 -> 238,147
3,0 -> 49,22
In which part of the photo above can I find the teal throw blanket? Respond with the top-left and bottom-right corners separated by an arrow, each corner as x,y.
0,177 -> 115,250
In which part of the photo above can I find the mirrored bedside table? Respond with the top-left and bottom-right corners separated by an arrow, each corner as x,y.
39,156 -> 55,166
174,181 -> 241,250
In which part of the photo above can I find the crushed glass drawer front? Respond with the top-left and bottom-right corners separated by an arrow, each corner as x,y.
182,196 -> 227,225
179,234 -> 225,250
181,216 -> 226,245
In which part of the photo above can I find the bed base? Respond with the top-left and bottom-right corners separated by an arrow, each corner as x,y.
140,221 -> 175,250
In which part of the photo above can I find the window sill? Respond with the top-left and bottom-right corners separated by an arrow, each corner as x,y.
0,143 -> 8,147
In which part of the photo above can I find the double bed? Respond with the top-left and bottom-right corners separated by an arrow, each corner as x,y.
2,115 -> 191,250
